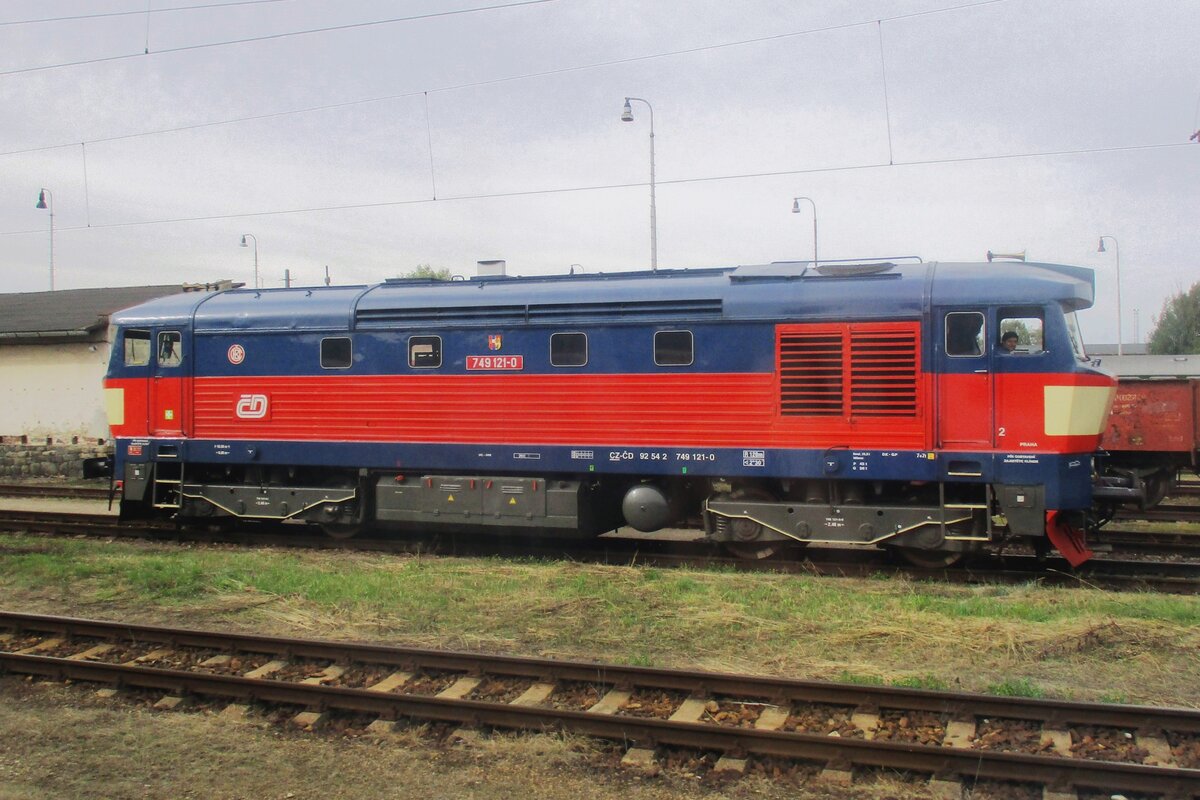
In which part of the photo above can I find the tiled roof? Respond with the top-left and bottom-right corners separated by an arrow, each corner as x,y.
0,285 -> 185,340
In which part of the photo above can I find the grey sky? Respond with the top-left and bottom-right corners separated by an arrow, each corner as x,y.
2,0 -> 1198,346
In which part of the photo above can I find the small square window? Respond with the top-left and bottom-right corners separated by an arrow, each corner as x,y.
321,337 -> 353,369
157,331 -> 182,367
550,332 -> 587,367
998,306 -> 1045,354
409,335 -> 442,368
945,312 -> 984,357
124,330 -> 151,366
654,330 -> 693,366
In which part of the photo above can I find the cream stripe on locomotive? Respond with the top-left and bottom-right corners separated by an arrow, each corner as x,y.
1043,385 -> 1116,437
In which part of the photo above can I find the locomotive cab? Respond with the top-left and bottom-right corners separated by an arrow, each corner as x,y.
104,294 -> 205,519
704,262 -> 1114,567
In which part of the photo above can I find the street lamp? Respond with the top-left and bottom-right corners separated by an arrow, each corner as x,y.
1097,235 -> 1122,355
791,196 -> 818,266
35,188 -> 54,290
240,233 -> 259,289
620,96 -> 657,272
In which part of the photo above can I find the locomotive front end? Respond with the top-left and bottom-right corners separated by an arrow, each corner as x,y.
975,263 -> 1115,565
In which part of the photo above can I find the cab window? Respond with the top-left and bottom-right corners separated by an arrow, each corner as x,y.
945,312 -> 984,357
997,306 -> 1044,354
157,331 -> 182,367
1064,311 -> 1088,361
124,329 -> 151,366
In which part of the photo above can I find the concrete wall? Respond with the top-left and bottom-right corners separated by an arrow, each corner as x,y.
0,336 -> 112,441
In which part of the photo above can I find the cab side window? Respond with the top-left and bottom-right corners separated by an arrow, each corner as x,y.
997,306 -> 1045,354
945,312 -> 984,357
157,331 -> 182,367
124,330 -> 151,366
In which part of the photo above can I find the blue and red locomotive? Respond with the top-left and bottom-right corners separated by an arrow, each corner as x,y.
102,259 -> 1115,566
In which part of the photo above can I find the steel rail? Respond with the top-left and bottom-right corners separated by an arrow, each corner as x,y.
1,650 -> 1196,795
4,611 -> 1200,735
1116,504 -> 1200,523
1094,530 -> 1200,556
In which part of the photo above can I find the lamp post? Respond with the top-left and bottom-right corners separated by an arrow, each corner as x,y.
1097,236 -> 1122,356
621,97 -> 657,272
791,196 -> 818,266
240,233 -> 259,289
35,188 -> 54,290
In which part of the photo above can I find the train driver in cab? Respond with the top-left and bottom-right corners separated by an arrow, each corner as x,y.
1000,331 -> 1019,353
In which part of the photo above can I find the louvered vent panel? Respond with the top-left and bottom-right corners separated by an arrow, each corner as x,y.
849,329 -> 919,416
779,332 -> 844,416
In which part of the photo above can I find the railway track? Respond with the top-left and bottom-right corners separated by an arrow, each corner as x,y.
2,611 -> 1197,796
1117,503 -> 1200,524
1094,529 -> 1200,559
2,509 -> 1200,594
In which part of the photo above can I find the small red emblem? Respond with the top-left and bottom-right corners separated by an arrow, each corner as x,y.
488,334 -> 502,351
227,344 -> 245,365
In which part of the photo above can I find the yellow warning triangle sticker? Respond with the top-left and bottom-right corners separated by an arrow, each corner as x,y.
447,494 -> 455,502
508,497 -> 517,505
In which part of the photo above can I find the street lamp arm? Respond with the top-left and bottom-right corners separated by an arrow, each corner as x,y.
240,233 -> 260,289
1097,235 -> 1122,356
791,196 -> 818,266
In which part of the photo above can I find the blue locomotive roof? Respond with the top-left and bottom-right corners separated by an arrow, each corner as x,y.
108,260 -> 1095,331
192,286 -> 370,332
107,289 -> 220,327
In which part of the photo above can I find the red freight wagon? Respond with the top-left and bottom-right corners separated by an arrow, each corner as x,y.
1101,378 -> 1199,476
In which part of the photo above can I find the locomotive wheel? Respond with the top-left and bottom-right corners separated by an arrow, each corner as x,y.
321,522 -> 363,539
719,487 -> 790,560
891,546 -> 963,569
725,541 -> 787,560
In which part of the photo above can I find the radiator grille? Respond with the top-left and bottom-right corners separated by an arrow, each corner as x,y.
779,332 -> 844,415
849,329 -> 919,416
780,324 -> 919,418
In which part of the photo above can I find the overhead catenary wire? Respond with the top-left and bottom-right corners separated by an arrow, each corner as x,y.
0,0 -> 293,27
0,0 -> 561,77
1,139 -> 1190,237
0,0 -> 1010,158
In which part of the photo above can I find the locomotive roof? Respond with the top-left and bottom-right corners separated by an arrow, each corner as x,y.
110,260 -> 1095,331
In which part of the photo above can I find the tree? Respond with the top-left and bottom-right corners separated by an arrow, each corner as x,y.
1147,281 -> 1200,355
405,264 -> 452,281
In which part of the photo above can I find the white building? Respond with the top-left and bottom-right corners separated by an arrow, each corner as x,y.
0,284 -> 229,443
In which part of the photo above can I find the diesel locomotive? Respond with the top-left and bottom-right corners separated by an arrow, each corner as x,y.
102,259 -> 1116,566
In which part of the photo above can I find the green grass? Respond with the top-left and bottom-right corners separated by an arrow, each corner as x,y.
2,532 -> 1199,706
986,678 -> 1046,698
1098,690 -> 1131,705
834,671 -> 884,686
890,674 -> 950,691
